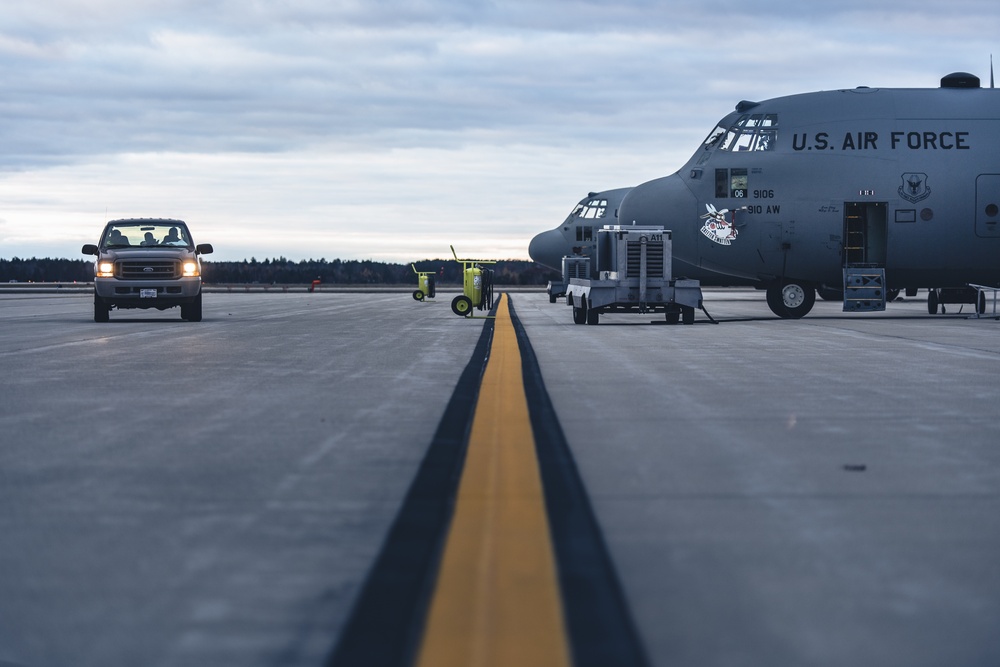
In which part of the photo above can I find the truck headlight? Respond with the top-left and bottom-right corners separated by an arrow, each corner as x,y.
182,261 -> 200,277
97,261 -> 114,277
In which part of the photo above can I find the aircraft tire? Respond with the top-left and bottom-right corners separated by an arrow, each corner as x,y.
451,295 -> 473,317
766,282 -> 815,319
927,289 -> 939,314
94,296 -> 110,323
978,290 -> 987,314
412,290 -> 424,301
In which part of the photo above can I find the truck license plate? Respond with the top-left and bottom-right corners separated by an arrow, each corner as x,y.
140,289 -> 157,298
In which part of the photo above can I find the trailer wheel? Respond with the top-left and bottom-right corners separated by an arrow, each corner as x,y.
586,307 -> 600,325
682,306 -> 695,325
927,289 -> 938,314
413,290 -> 424,301
665,305 -> 680,325
451,295 -> 473,317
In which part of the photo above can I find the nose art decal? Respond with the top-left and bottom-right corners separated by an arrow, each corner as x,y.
699,203 -> 742,246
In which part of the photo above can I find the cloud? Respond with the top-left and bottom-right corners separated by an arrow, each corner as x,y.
1,0 -> 998,260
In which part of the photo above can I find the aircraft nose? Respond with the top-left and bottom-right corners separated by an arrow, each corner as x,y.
528,229 -> 565,272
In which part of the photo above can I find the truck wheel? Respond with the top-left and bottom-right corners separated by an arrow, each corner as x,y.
413,290 -> 424,301
94,296 -> 110,323
682,306 -> 695,325
451,295 -> 473,317
181,292 -> 203,322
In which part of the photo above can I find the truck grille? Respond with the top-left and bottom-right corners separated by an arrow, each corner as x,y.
118,260 -> 180,280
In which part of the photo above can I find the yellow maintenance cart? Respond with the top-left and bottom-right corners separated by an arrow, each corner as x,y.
411,264 -> 436,301
449,246 -> 496,317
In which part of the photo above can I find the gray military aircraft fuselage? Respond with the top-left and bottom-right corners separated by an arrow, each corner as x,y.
617,72 -> 1000,317
528,187 -> 752,287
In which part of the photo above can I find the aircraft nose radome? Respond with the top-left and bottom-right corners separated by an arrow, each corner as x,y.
528,229 -> 565,272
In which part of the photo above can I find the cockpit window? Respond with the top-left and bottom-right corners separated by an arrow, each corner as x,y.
708,113 -> 778,152
572,199 -> 608,219
702,125 -> 727,150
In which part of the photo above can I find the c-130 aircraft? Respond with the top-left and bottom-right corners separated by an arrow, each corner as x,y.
532,71 -> 1000,318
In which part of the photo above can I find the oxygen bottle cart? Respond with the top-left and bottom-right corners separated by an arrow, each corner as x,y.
411,264 -> 436,302
449,246 -> 496,317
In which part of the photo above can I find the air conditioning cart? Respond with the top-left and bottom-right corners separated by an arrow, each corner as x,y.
565,226 -> 705,325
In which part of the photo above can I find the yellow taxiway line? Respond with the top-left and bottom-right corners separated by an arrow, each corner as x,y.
415,294 -> 571,667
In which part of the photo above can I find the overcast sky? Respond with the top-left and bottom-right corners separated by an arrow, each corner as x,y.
1,1 -> 998,262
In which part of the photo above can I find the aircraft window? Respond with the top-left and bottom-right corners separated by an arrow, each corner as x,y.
720,130 -> 741,151
730,169 -> 748,198
577,199 -> 607,219
733,132 -> 757,152
718,115 -> 779,152
756,129 -> 777,151
576,226 -> 594,242
703,124 -> 727,150
715,169 -> 729,198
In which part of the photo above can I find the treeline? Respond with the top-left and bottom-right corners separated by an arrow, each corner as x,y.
0,257 -> 559,285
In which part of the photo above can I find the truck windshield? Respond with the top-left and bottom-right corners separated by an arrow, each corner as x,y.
104,223 -> 192,248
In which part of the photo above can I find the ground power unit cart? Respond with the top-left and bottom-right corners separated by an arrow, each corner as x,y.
565,225 -> 704,325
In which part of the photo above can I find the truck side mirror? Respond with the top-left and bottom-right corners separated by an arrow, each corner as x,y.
196,243 -> 214,255
82,244 -> 98,255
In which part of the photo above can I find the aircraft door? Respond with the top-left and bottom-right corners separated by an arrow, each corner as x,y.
975,175 -> 1000,238
843,202 -> 887,267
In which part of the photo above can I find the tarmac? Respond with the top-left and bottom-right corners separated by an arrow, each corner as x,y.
1,288 -> 998,667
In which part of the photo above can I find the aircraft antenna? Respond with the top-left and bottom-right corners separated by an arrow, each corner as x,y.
991,54 -> 995,88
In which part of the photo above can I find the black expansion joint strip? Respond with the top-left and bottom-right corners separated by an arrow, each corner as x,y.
507,297 -> 651,667
324,313 -> 497,667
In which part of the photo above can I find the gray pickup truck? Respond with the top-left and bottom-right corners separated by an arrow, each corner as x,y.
82,218 -> 214,322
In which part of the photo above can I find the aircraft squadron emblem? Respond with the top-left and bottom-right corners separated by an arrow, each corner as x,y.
700,203 -> 743,246
898,173 -> 931,203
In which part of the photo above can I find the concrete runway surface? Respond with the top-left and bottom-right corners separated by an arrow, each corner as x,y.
1,289 -> 998,667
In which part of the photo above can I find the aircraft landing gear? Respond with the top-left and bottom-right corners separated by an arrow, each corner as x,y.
766,281 -> 815,319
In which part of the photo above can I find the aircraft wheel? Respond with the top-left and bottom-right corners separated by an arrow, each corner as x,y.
412,290 -> 424,301
451,295 -> 473,317
766,282 -> 815,319
927,289 -> 939,314
978,290 -> 987,314
886,288 -> 900,302
94,296 -> 110,323
682,306 -> 695,325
